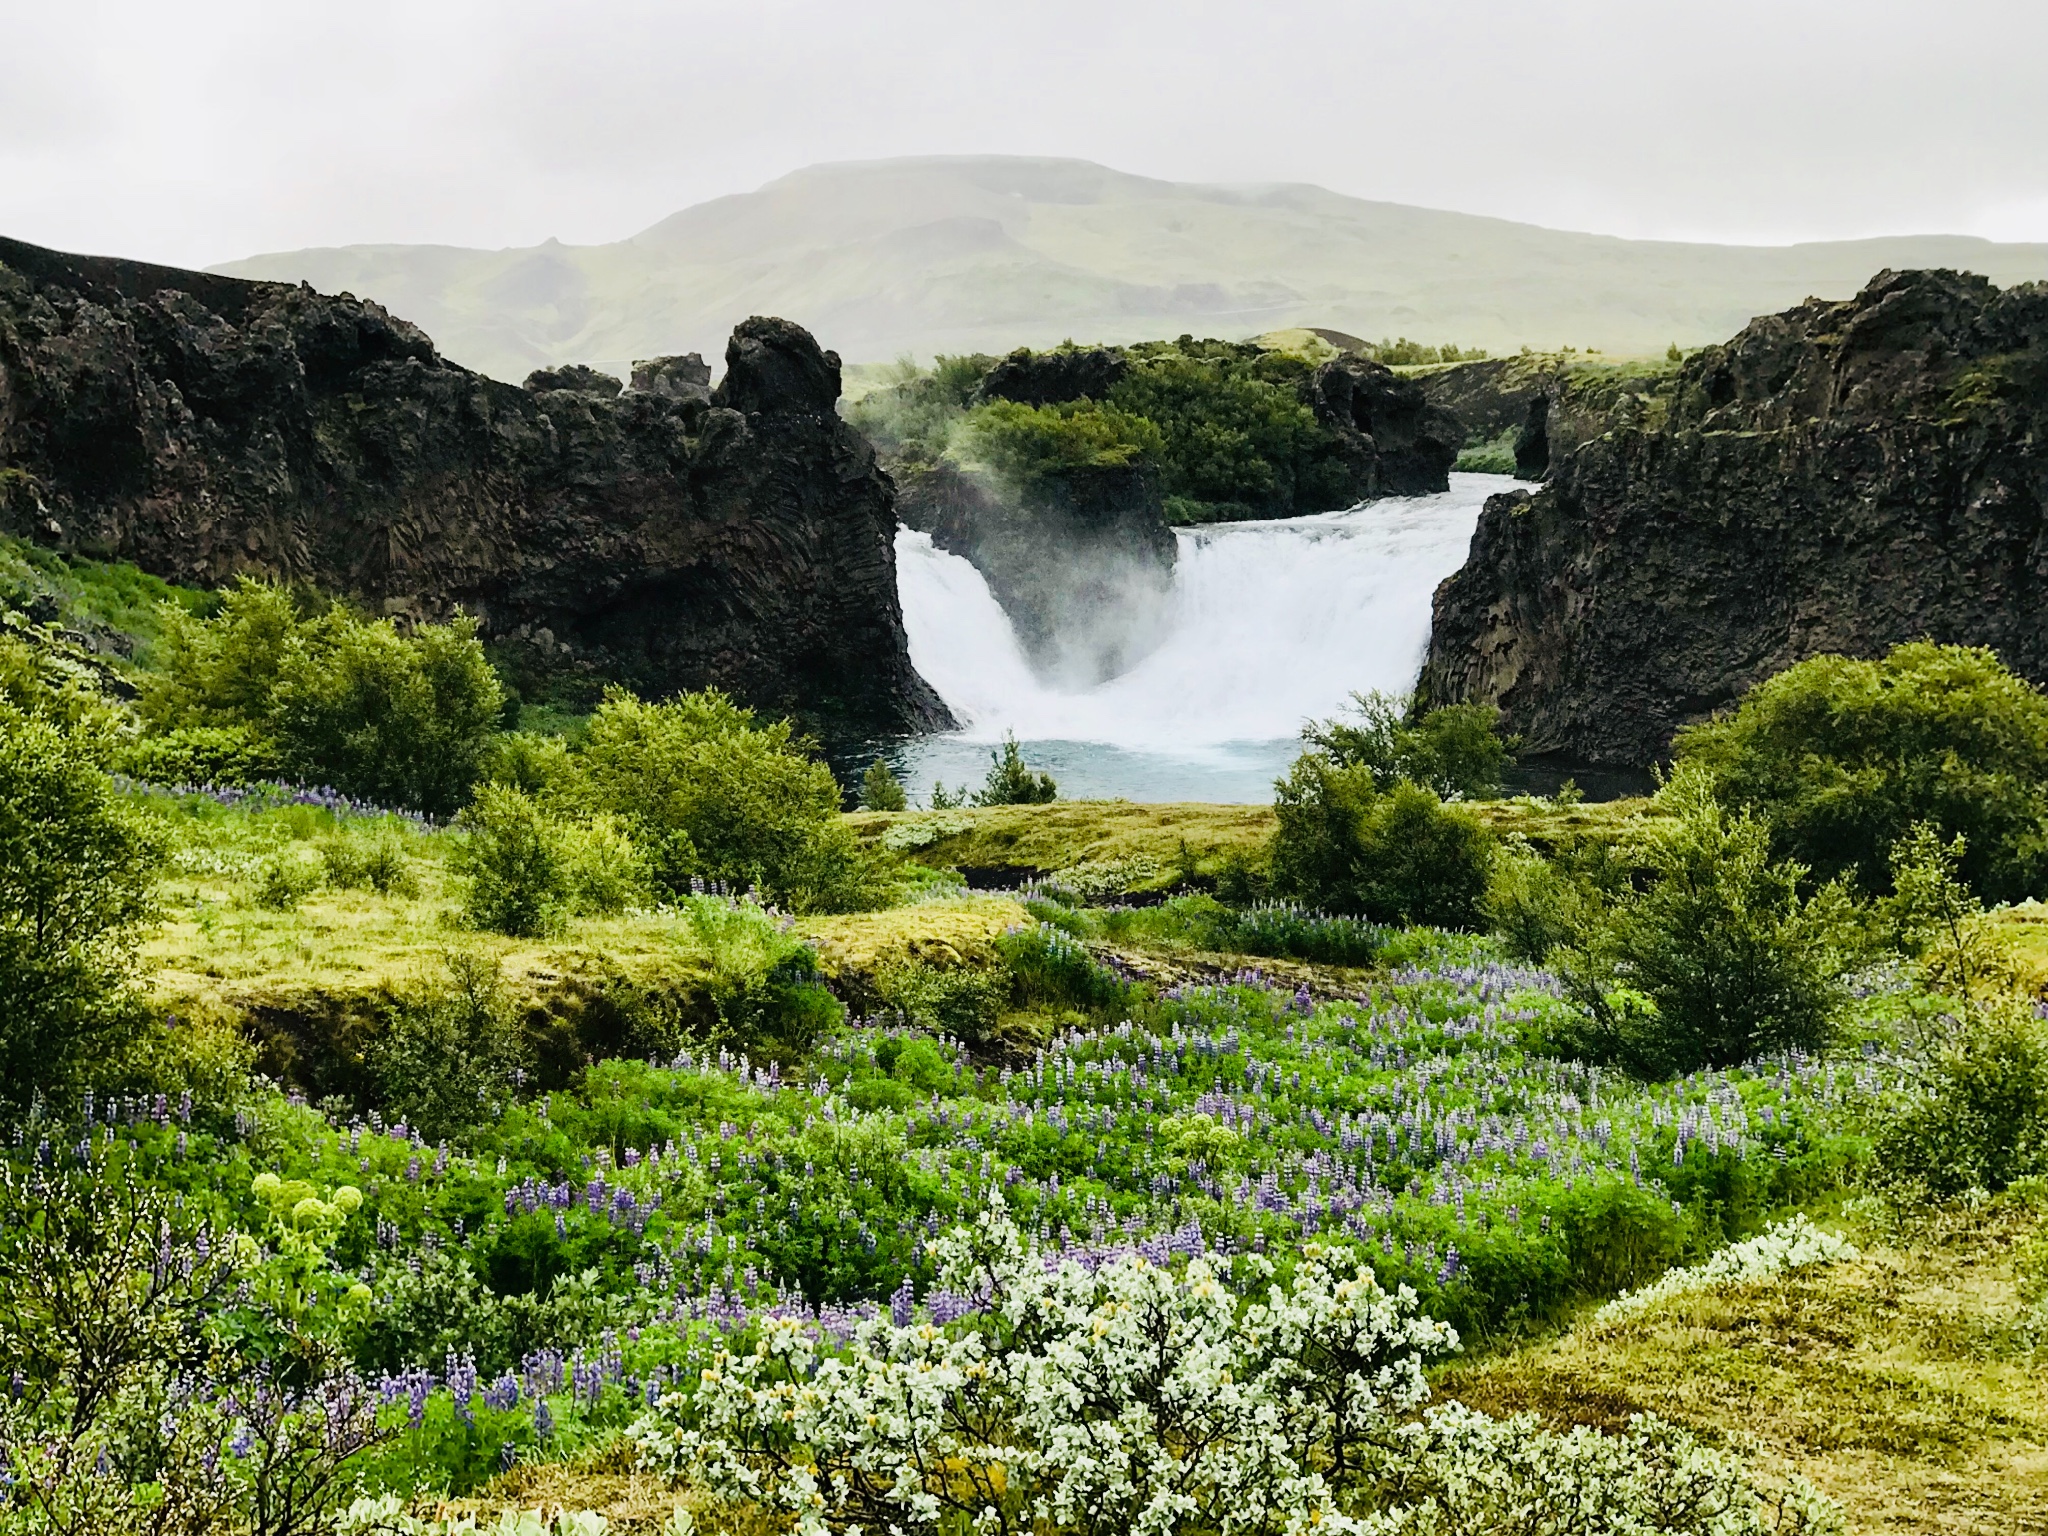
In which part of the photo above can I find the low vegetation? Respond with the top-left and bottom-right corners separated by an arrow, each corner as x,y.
1,533 -> 2046,1532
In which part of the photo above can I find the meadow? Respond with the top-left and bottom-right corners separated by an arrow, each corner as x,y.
3,544 -> 2046,1534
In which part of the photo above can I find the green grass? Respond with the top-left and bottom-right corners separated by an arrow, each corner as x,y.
1438,1195 -> 2048,1534
0,533 -> 213,671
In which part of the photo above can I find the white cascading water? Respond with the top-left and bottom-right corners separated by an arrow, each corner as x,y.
891,472 -> 1507,800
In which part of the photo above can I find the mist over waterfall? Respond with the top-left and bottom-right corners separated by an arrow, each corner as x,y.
889,473 -> 1509,802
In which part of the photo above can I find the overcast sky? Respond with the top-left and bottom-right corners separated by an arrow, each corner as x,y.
6,0 -> 2047,269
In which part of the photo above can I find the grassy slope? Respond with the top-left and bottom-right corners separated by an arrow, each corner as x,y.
1440,1201 -> 2048,1534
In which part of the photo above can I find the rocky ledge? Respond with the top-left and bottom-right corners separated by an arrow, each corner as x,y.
0,236 -> 952,738
1419,269 -> 2048,763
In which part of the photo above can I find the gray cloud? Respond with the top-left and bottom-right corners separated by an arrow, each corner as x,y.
3,0 -> 2044,267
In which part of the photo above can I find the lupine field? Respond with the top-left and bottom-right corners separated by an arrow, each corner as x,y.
8,894 -> 1884,1507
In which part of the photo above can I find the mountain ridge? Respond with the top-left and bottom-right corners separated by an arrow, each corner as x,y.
209,156 -> 2048,382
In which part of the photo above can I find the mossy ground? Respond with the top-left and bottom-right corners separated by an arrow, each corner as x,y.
848,795 -> 1654,894
1439,1198 -> 2048,1534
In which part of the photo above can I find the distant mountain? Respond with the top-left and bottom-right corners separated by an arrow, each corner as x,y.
211,156 -> 2048,383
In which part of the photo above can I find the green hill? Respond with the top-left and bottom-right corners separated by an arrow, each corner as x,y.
212,155 -> 2048,382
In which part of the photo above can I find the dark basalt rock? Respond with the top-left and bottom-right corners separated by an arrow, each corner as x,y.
1416,355 -> 1675,480
1419,268 -> 2048,763
0,235 -> 952,739
631,353 -> 712,403
894,459 -> 1175,688
1308,356 -> 1459,498
523,363 -> 622,396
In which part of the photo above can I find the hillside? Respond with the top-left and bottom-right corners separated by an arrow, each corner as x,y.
210,156 -> 2048,381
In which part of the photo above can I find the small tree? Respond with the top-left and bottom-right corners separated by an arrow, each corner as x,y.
974,734 -> 1057,806
0,715 -> 163,1106
1305,690 -> 1516,800
455,783 -> 569,938
859,756 -> 908,811
1271,758 -> 1493,927
1559,768 -> 1842,1077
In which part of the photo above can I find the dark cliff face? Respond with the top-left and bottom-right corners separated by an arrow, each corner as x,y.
1307,357 -> 1459,499
0,236 -> 952,739
1416,355 -> 1677,479
894,459 -> 1175,688
1419,269 -> 2048,764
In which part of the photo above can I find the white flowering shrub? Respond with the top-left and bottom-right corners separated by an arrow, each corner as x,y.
631,1204 -> 1454,1536
1594,1217 -> 1858,1326
1355,1405 -> 1842,1536
631,1206 -> 1841,1536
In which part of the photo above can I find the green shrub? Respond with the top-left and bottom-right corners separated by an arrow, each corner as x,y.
1676,642 -> 2048,901
480,730 -> 580,801
1106,349 -> 1336,515
251,848 -> 324,911
1556,769 -> 1844,1078
996,925 -> 1127,1011
1305,690 -> 1516,799
0,714 -> 163,1105
1877,1010 -> 2048,1197
141,579 -> 505,816
959,399 -> 1163,487
371,953 -> 532,1142
319,825 -> 420,899
557,813 -> 651,917
1271,758 -> 1494,927
578,687 -> 885,912
974,734 -> 1056,806
270,610 -> 503,816
0,634 -> 123,747
116,722 -> 278,786
875,960 -> 1012,1046
687,897 -> 844,1052
859,757 -> 907,812
1482,839 -> 1628,965
455,784 -> 570,937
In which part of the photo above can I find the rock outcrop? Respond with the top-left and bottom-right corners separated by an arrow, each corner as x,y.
1419,269 -> 2048,763
0,236 -> 951,738
1308,356 -> 1459,498
894,459 -> 1175,687
1416,355 -> 1678,479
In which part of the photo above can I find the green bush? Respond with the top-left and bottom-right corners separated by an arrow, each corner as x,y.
875,960 -> 1012,1046
578,688 -> 885,912
1482,839 -> 1628,965
320,824 -> 421,898
141,579 -> 504,816
974,734 -> 1057,806
116,723 -> 278,786
859,757 -> 907,812
1877,1010 -> 2048,1197
251,847 -> 324,911
480,730 -> 580,801
959,399 -> 1164,488
455,784 -> 570,937
557,813 -> 651,917
1555,769 -> 1844,1078
270,610 -> 503,816
371,953 -> 532,1142
1305,690 -> 1516,799
1106,349 -> 1337,515
1271,758 -> 1494,927
686,897 -> 844,1052
1676,642 -> 2048,901
0,714 -> 163,1105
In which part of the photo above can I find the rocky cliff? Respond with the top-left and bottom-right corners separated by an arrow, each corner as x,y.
0,236 -> 951,738
1419,269 -> 2048,763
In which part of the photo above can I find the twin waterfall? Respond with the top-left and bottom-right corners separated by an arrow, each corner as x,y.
889,474 -> 1507,802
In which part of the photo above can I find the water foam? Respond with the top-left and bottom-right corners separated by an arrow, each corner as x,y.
896,473 -> 1504,753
